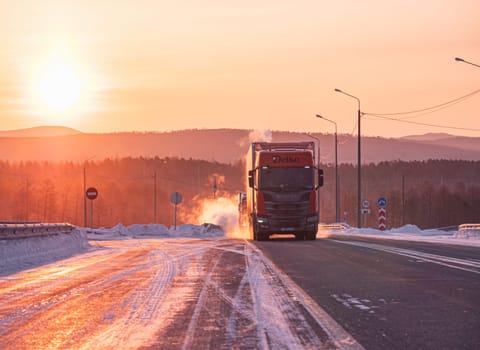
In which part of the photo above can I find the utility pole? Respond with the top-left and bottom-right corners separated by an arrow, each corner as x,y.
213,176 -> 217,199
153,172 -> 157,223
83,165 -> 87,227
402,174 -> 406,226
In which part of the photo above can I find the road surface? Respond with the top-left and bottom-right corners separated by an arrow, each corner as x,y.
255,233 -> 480,350
1,233 -> 478,349
0,238 -> 359,350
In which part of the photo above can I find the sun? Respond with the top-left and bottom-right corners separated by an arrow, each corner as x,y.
30,46 -> 89,122
38,62 -> 82,113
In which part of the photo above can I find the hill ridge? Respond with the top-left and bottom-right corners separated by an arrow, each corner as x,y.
0,128 -> 479,163
0,126 -> 82,138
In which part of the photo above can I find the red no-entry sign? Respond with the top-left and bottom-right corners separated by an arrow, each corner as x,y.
86,187 -> 98,200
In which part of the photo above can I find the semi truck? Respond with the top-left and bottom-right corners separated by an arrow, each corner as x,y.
244,141 -> 323,241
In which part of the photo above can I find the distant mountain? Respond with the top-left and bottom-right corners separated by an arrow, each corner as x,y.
400,133 -> 480,153
0,126 -> 82,138
0,128 -> 479,163
400,133 -> 454,141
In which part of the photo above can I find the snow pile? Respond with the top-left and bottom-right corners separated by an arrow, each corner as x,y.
334,224 -> 451,237
389,224 -> 424,234
0,229 -> 91,276
84,223 -> 170,239
326,224 -> 480,247
82,223 -> 225,240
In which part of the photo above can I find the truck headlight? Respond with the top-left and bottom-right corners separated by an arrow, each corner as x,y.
257,217 -> 268,224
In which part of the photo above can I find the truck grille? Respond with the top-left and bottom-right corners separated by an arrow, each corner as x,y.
264,200 -> 310,229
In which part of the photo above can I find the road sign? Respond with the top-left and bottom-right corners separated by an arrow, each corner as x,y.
86,187 -> 98,200
362,199 -> 370,208
377,197 -> 387,207
378,207 -> 387,231
170,192 -> 183,230
170,192 -> 183,205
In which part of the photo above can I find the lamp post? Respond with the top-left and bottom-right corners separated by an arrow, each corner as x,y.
455,57 -> 480,68
303,133 -> 321,222
334,88 -> 362,228
316,114 -> 339,222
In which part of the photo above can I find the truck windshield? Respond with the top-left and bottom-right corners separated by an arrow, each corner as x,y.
258,167 -> 314,191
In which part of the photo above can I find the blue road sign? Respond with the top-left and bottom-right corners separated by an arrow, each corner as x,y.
377,197 -> 387,207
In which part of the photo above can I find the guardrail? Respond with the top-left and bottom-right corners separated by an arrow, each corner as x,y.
458,223 -> 480,232
318,223 -> 350,230
0,223 -> 76,240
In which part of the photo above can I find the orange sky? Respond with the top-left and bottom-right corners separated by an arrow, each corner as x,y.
0,0 -> 479,138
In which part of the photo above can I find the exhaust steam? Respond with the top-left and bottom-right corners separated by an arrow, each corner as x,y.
183,195 -> 250,239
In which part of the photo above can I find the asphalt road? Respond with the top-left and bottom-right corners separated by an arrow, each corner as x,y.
254,234 -> 480,350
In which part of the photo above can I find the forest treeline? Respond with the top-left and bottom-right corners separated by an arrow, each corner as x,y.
1,158 -> 479,229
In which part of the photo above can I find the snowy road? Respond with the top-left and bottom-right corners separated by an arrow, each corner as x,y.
0,238 -> 361,350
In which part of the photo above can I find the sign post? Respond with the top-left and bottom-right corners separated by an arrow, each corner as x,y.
361,200 -> 370,227
170,192 -> 183,230
377,197 -> 387,231
85,187 -> 98,228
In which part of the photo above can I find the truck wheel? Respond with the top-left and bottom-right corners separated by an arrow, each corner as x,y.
306,231 -> 317,240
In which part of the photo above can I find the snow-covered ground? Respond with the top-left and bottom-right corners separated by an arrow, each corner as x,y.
83,222 -> 225,240
0,223 -> 225,276
0,231 -> 357,349
319,223 -> 480,247
0,229 -> 91,275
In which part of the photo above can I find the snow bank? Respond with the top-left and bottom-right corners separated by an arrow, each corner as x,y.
0,229 -> 91,276
0,223 -> 225,276
389,224 -> 424,234
82,223 -> 225,240
326,224 -> 480,247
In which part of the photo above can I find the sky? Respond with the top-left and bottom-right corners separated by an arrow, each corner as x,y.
0,0 -> 479,138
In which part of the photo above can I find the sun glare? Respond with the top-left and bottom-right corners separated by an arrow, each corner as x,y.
30,45 -> 90,123
38,62 -> 82,112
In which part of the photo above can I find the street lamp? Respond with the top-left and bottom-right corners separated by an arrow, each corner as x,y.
302,132 -> 321,222
334,88 -> 362,228
455,57 -> 480,68
316,114 -> 339,223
